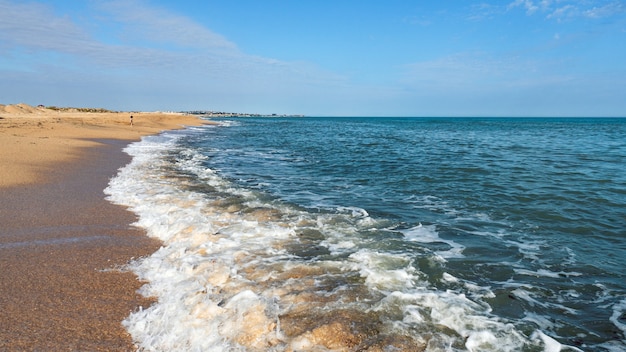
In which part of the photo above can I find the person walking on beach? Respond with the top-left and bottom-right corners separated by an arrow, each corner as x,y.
130,115 -> 134,127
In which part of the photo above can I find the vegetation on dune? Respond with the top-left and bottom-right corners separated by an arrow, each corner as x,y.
46,106 -> 117,113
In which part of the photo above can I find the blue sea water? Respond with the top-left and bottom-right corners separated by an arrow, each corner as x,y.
106,117 -> 626,351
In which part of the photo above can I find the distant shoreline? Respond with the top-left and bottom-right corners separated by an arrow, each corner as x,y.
184,110 -> 305,118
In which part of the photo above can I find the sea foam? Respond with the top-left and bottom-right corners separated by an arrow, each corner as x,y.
105,130 -> 582,351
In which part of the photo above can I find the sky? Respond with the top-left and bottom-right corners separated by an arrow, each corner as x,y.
1,0 -> 625,116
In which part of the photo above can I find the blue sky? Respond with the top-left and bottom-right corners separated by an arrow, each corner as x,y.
1,0 -> 625,116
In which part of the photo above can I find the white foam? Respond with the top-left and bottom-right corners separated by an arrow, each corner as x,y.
442,272 -> 459,283
336,206 -> 369,218
107,134 -> 284,350
532,330 -> 563,352
376,290 -> 530,351
105,130 -> 571,351
610,299 -> 626,336
514,268 -> 582,278
505,238 -> 544,261
348,250 -> 417,291
402,223 -> 465,259
523,312 -> 561,331
210,119 -> 240,127
530,330 -> 586,352
509,288 -> 579,315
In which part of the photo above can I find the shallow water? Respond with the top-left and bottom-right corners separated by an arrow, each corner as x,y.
106,117 -> 626,351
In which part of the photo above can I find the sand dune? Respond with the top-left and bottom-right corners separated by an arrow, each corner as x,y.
0,103 -> 50,114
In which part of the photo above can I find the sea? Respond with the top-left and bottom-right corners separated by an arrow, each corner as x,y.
105,117 -> 626,352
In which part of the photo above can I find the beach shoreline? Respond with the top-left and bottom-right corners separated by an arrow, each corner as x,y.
0,104 -> 206,350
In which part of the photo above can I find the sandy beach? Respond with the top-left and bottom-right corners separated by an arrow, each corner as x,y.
0,104 -> 206,350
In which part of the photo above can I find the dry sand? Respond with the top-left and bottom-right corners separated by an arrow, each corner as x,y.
0,103 -> 206,187
0,104 -> 207,350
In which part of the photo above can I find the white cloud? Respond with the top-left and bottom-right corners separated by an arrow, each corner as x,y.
468,3 -> 505,21
0,0 -> 335,78
0,1 -> 92,52
583,2 -> 626,18
96,0 -> 238,53
0,0 -> 352,113
508,0 -> 540,14
2,0 -> 623,115
547,4 -> 579,20
506,0 -> 625,20
0,1 -> 166,69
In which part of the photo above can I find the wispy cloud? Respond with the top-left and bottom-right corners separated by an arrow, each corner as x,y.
465,0 -> 626,21
1,0 -> 623,115
506,0 -> 626,20
546,4 -> 579,21
508,0 -> 540,15
0,0 -> 168,69
0,0 -> 349,112
467,3 -> 505,21
583,1 -> 626,18
0,0 -> 339,79
95,0 -> 238,53
0,1 -> 92,52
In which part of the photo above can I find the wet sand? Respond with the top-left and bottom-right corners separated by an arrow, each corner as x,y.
0,105 -> 206,350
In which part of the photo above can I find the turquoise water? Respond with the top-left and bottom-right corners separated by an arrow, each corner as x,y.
107,117 -> 626,351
